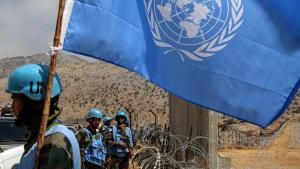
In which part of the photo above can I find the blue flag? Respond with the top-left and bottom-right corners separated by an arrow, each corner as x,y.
61,0 -> 300,127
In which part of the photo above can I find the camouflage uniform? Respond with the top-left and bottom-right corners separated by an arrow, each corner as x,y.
111,124 -> 134,169
76,126 -> 105,169
100,124 -> 115,168
22,121 -> 74,169
38,132 -> 73,168
76,128 -> 90,168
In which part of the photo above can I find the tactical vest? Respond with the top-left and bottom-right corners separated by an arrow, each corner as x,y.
112,125 -> 133,158
16,124 -> 81,169
83,128 -> 106,167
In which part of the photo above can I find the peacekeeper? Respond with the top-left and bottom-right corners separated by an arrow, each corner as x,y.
111,111 -> 134,169
77,109 -> 106,169
100,116 -> 114,168
6,64 -> 81,169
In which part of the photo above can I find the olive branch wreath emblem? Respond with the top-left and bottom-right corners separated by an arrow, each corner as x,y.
144,0 -> 244,61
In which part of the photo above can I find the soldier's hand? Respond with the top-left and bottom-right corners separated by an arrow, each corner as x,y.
119,142 -> 128,149
119,124 -> 127,132
121,136 -> 129,140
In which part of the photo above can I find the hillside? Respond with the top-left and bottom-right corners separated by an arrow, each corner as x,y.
0,53 -> 169,127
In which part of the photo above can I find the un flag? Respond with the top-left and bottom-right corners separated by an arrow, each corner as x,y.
61,0 -> 300,127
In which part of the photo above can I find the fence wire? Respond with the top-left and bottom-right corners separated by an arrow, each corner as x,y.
218,122 -> 287,148
132,127 -> 210,169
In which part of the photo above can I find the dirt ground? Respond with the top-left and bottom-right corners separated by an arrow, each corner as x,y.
219,121 -> 300,169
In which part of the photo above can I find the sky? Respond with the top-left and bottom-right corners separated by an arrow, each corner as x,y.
0,0 -> 59,58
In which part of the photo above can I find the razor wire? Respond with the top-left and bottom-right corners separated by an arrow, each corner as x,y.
218,122 -> 287,148
132,127 -> 211,169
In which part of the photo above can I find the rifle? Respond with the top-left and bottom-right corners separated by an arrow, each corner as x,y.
118,124 -> 133,158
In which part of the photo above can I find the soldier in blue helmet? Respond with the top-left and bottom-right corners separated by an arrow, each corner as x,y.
99,116 -> 114,168
5,64 -> 81,169
100,117 -> 114,143
111,111 -> 133,169
76,109 -> 106,169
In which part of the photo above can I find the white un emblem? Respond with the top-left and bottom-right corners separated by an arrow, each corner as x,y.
144,0 -> 244,61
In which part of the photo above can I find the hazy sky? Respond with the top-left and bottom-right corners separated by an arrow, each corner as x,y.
0,0 -> 59,58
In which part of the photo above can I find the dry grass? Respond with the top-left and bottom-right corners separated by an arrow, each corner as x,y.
0,53 -> 169,127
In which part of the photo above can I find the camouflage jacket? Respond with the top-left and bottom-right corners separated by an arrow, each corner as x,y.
23,123 -> 73,169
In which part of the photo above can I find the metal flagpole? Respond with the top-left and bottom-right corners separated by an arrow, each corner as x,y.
35,0 -> 65,168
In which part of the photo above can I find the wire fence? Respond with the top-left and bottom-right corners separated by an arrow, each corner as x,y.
131,122 -> 288,168
218,122 -> 287,149
218,127 -> 272,148
132,127 -> 210,169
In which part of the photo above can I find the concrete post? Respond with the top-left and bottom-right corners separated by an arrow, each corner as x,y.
209,110 -> 218,169
169,94 -> 219,168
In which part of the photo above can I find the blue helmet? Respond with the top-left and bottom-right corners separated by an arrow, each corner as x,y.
85,109 -> 103,120
115,110 -> 128,120
102,116 -> 112,124
6,64 -> 63,101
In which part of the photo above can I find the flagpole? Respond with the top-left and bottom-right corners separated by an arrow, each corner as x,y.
35,0 -> 65,168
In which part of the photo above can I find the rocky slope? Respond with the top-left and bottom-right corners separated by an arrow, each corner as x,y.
0,53 -> 169,127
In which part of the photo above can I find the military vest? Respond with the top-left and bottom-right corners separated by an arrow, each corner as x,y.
112,125 -> 133,158
83,128 -> 106,167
